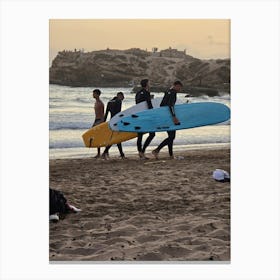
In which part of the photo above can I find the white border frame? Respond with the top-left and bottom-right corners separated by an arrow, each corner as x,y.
1,0 -> 279,279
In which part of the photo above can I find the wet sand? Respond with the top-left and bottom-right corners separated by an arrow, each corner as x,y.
49,148 -> 230,262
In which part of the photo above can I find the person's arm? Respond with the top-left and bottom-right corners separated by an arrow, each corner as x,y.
167,91 -> 180,125
146,91 -> 153,109
100,102 -> 105,122
169,104 -> 176,117
116,100 -> 122,113
104,102 -> 109,122
169,105 -> 180,125
167,91 -> 176,116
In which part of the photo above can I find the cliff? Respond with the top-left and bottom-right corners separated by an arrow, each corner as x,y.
49,48 -> 230,95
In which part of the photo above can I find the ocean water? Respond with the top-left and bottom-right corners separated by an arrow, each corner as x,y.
49,84 -> 230,159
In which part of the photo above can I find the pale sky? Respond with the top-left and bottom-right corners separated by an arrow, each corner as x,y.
49,19 -> 230,65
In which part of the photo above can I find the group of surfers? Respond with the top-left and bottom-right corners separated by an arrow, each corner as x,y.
91,79 -> 183,160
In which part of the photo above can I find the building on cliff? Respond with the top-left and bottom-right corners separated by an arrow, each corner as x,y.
159,47 -> 186,58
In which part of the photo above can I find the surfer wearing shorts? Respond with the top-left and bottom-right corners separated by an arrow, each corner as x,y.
92,89 -> 104,158
152,81 -> 183,159
101,92 -> 126,159
135,79 -> 155,159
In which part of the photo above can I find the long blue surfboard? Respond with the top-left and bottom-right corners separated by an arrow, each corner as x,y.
115,102 -> 230,133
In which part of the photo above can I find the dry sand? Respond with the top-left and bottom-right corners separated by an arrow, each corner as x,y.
49,148 -> 230,262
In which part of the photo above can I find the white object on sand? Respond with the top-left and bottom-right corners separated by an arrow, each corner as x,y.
213,169 -> 230,182
49,214 -> 59,222
175,156 -> 185,160
68,204 -> 81,213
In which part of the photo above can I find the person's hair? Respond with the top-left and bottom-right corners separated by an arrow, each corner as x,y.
93,89 -> 101,96
173,80 -> 183,86
117,91 -> 124,97
140,79 -> 149,88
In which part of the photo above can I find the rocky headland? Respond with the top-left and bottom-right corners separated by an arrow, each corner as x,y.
49,48 -> 230,96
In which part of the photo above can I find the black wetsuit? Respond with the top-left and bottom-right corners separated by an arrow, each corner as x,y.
135,88 -> 153,108
103,97 -> 124,157
156,88 -> 177,157
104,97 -> 122,121
160,88 -> 177,116
135,88 -> 155,153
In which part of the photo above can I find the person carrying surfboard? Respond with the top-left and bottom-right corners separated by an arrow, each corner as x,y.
92,89 -> 104,158
101,92 -> 126,160
152,81 -> 183,159
135,79 -> 155,159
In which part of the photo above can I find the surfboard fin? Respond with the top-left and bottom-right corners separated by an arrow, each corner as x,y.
131,114 -> 139,118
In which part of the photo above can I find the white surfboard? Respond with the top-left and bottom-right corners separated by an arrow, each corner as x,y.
109,97 -> 183,131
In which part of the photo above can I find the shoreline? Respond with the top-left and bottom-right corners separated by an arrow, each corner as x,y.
49,142 -> 230,160
50,147 -> 230,261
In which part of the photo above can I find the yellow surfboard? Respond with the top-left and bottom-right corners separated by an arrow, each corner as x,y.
82,122 -> 137,148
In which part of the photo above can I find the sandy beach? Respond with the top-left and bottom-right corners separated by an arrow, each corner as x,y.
49,148 -> 230,262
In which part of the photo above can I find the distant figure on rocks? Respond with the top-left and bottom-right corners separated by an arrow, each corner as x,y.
135,79 -> 155,159
152,81 -> 183,159
101,92 -> 126,160
92,89 -> 104,158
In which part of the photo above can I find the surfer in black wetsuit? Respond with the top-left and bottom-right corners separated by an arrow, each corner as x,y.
101,92 -> 126,159
152,81 -> 183,159
135,79 -> 155,159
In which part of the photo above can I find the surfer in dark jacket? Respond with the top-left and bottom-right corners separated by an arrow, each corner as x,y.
104,95 -> 122,121
135,79 -> 155,159
152,81 -> 183,159
101,92 -> 126,159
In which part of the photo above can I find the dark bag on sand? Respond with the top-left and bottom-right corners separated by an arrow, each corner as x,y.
49,188 -> 68,215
